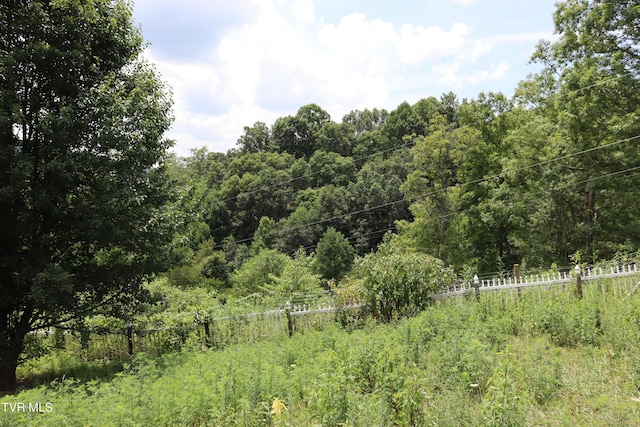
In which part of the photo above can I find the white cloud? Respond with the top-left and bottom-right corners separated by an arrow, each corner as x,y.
468,39 -> 495,63
433,59 -> 510,88
142,0 -> 547,154
396,22 -> 469,65
450,0 -> 478,5
290,0 -> 315,22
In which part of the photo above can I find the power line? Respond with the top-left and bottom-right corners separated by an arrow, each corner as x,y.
285,226 -> 399,257
221,140 -> 414,203
434,165 -> 640,224
214,133 -> 640,251
205,165 -> 640,279
216,71 -> 635,204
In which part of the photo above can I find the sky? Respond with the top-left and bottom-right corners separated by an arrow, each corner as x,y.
131,0 -> 560,156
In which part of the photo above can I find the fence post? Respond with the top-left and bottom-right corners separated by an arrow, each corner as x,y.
127,324 -> 134,355
514,264 -> 521,305
285,302 -> 293,337
574,265 -> 583,299
203,319 -> 211,348
473,275 -> 480,302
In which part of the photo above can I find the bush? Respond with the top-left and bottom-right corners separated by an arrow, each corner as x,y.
272,251 -> 324,297
231,249 -> 289,296
200,251 -> 229,285
357,251 -> 455,321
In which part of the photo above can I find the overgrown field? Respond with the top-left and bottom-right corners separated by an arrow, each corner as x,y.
3,288 -> 640,426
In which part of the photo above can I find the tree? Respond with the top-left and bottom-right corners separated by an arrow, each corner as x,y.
221,151 -> 296,240
296,103 -> 331,134
270,104 -> 331,159
537,0 -> 640,73
382,101 -> 416,144
400,117 -> 472,264
342,108 -> 388,134
250,216 -> 278,255
313,227 -> 355,282
528,0 -> 640,263
270,250 -> 323,301
308,150 -> 356,188
454,93 -> 521,272
346,154 -> 411,254
317,122 -> 355,156
200,251 -> 230,289
231,249 -> 288,296
0,0 -> 174,390
237,121 -> 271,153
276,185 -> 351,253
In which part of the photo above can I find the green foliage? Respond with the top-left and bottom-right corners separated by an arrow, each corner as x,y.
200,251 -> 229,287
313,227 -> 355,282
0,0 -> 175,389
271,250 -> 324,297
166,0 -> 640,284
164,239 -> 229,289
357,249 -> 455,321
346,153 -> 412,253
524,0 -> 640,264
250,216 -> 277,255
231,249 -> 289,296
164,264 -> 202,288
277,185 -> 351,253
401,119 -> 481,265
308,150 -> 356,187
237,121 -> 271,153
136,278 -> 223,329
481,350 -> 526,427
7,285 -> 640,426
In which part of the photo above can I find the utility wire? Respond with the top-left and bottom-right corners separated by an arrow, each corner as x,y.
221,140 -> 414,203
217,71 -> 635,204
291,164 -> 640,257
205,164 -> 640,276
213,133 -> 640,251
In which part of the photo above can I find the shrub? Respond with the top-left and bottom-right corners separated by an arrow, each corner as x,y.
357,251 -> 455,321
231,249 -> 289,296
273,250 -> 323,297
200,251 -> 229,286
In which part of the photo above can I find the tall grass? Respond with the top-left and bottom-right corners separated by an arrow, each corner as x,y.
3,283 -> 640,426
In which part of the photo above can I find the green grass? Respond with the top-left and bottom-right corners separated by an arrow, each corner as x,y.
3,287 -> 640,426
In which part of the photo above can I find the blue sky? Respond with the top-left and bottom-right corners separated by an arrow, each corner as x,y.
131,0 -> 559,155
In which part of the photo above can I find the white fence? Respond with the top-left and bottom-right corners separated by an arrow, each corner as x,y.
209,299 -> 364,322
434,263 -> 639,300
33,263 -> 640,360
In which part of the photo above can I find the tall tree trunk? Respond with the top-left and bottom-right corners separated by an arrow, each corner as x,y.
0,356 -> 19,392
0,329 -> 27,392
0,305 -> 32,391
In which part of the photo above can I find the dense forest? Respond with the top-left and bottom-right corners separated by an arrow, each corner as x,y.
165,0 -> 640,295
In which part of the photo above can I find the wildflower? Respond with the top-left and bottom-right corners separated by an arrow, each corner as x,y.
271,397 -> 286,417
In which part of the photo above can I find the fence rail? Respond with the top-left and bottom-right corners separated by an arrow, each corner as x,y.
31,299 -> 365,360
28,262 -> 640,360
434,263 -> 639,300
